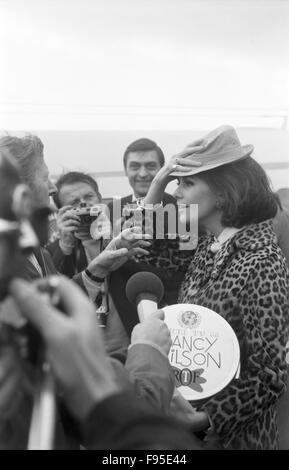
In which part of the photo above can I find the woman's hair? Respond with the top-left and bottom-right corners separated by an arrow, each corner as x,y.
198,156 -> 278,227
0,134 -> 44,186
53,171 -> 101,208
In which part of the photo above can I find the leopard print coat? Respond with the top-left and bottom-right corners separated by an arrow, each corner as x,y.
174,219 -> 289,450
136,219 -> 289,448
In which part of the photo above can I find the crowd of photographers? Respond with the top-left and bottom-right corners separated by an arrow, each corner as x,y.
0,134 -> 205,450
0,131 -> 289,450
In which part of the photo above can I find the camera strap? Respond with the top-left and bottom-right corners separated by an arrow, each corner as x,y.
95,277 -> 109,328
29,252 -> 44,277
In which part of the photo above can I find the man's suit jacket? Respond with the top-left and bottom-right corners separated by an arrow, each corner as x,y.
46,239 -> 87,278
21,247 -> 58,280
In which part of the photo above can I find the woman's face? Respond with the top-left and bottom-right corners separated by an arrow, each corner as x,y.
173,175 -> 219,225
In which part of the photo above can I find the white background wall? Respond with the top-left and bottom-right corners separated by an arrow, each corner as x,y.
23,128 -> 289,198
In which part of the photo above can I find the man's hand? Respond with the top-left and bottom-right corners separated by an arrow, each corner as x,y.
131,310 -> 172,356
169,388 -> 210,431
9,276 -> 120,421
189,411 -> 210,432
56,205 -> 80,254
86,227 -> 151,278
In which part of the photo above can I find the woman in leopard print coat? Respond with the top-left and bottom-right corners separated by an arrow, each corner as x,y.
144,128 -> 289,449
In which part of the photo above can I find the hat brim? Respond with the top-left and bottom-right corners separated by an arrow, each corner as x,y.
170,144 -> 254,177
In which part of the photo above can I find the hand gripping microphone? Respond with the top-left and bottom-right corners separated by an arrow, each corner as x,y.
126,272 -> 164,322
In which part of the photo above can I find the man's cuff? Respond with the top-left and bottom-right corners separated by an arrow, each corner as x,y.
84,268 -> 105,283
82,271 -> 104,302
197,405 -> 214,432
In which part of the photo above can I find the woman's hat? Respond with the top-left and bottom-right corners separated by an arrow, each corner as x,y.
171,125 -> 254,177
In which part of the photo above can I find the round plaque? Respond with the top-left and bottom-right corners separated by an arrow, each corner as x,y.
163,303 -> 240,402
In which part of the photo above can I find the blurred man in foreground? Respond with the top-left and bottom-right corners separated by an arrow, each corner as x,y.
0,143 -> 199,449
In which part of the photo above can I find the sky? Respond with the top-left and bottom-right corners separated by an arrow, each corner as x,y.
1,0 -> 289,120
0,0 -> 288,195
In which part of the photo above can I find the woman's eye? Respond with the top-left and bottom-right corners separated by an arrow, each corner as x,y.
183,180 -> 194,187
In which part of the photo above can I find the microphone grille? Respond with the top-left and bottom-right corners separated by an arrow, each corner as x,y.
126,271 -> 164,305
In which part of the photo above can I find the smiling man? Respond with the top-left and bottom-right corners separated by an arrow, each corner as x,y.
122,138 -> 175,204
124,138 -> 164,199
108,138 -> 176,234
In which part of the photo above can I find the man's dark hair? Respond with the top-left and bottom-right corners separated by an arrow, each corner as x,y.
198,156 -> 278,227
53,171 -> 101,208
123,138 -> 165,168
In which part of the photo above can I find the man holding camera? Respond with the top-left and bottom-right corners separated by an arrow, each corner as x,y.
47,172 -> 108,277
47,171 -> 141,361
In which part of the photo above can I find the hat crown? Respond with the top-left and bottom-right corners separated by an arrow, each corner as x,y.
170,124 -> 254,178
198,125 -> 241,156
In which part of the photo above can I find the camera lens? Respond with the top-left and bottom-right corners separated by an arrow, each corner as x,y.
82,215 -> 90,224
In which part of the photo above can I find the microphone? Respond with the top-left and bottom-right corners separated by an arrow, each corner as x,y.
126,272 -> 164,322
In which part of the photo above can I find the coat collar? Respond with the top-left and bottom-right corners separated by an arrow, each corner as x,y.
207,219 -> 277,280
210,227 -> 242,253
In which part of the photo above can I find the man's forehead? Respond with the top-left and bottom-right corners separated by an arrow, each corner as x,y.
59,181 -> 97,198
126,150 -> 160,165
